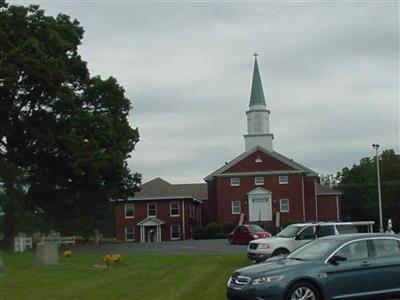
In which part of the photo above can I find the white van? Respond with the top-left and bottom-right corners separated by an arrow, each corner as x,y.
247,222 -> 358,262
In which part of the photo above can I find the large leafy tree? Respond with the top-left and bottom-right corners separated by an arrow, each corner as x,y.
0,2 -> 140,246
339,149 -> 400,232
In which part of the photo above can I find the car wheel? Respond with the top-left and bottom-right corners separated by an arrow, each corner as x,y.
285,281 -> 321,300
272,248 -> 289,257
229,237 -> 235,244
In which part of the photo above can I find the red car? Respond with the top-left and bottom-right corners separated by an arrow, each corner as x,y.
228,224 -> 271,245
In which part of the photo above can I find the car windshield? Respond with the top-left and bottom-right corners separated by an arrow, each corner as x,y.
277,225 -> 303,238
288,239 -> 338,261
248,225 -> 264,233
336,224 -> 358,234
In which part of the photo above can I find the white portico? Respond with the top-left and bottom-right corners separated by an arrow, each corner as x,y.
137,217 -> 165,243
247,187 -> 272,222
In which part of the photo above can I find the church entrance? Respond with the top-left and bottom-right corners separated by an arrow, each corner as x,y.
247,187 -> 272,222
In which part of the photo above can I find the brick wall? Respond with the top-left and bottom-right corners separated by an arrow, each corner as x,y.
317,195 -> 340,221
214,173 -> 305,229
115,198 -> 201,242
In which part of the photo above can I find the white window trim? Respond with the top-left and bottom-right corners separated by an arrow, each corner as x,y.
279,175 -> 289,184
147,203 -> 157,217
232,200 -> 241,215
170,225 -> 181,240
230,177 -> 240,186
255,176 -> 264,186
125,226 -> 135,241
280,198 -> 290,213
124,203 -> 134,219
170,202 -> 180,217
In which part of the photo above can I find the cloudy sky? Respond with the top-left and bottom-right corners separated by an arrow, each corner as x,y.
12,0 -> 399,183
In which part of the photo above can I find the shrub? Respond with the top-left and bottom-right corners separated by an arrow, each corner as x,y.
192,223 -> 224,239
214,232 -> 227,239
222,223 -> 236,234
205,223 -> 222,236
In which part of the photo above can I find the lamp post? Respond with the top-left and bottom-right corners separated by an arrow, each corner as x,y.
372,144 -> 383,233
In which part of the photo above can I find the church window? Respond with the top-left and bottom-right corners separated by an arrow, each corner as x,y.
280,199 -> 289,212
255,176 -> 264,185
171,225 -> 181,240
232,201 -> 241,214
255,156 -> 263,163
170,202 -> 179,217
124,203 -> 134,218
254,114 -> 263,133
125,226 -> 135,241
230,177 -> 240,186
148,203 -> 157,217
279,175 -> 289,184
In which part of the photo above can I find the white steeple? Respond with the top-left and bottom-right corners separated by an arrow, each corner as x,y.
244,53 -> 274,151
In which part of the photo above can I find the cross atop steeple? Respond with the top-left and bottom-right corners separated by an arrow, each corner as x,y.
253,51 -> 258,58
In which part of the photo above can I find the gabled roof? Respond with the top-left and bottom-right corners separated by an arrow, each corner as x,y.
127,177 -> 207,202
204,145 -> 318,181
247,187 -> 272,195
316,183 -> 341,195
137,217 -> 166,226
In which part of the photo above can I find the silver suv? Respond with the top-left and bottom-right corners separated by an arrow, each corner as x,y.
247,222 -> 358,262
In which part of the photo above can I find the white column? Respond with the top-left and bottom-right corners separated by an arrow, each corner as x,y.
301,176 -> 305,222
336,195 -> 340,221
182,200 -> 186,240
314,179 -> 318,221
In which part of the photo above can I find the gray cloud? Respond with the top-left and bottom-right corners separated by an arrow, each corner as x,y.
11,1 -> 399,183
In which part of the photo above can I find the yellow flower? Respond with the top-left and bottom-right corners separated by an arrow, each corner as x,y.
64,250 -> 72,258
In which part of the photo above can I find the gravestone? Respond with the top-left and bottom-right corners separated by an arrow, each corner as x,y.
36,242 -> 59,266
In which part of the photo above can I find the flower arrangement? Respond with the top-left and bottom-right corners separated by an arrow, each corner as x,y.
101,254 -> 122,268
63,250 -> 72,258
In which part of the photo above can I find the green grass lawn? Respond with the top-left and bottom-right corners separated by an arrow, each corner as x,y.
0,252 -> 248,300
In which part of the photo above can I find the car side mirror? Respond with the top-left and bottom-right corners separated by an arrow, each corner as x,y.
329,255 -> 347,265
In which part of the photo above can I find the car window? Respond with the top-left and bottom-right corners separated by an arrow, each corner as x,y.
289,239 -> 337,261
277,225 -> 303,238
316,225 -> 335,237
239,226 -> 248,233
373,239 -> 400,257
297,226 -> 315,240
248,225 -> 264,233
336,224 -> 358,234
336,240 -> 369,261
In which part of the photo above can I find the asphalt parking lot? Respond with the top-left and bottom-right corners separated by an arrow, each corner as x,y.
73,238 -> 248,255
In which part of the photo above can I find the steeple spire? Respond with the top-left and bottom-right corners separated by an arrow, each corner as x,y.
249,52 -> 266,107
244,53 -> 274,151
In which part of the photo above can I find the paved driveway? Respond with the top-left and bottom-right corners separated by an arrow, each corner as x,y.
73,238 -> 248,255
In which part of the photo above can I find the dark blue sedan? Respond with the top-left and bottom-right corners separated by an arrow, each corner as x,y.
227,234 -> 400,300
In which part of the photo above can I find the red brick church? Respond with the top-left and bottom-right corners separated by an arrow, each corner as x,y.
204,54 -> 340,232
114,55 -> 340,241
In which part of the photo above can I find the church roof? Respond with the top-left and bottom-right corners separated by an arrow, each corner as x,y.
127,177 -> 207,202
249,55 -> 266,107
316,183 -> 341,195
204,145 -> 318,181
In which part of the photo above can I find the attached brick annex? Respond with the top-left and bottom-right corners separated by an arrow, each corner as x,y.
115,178 -> 206,242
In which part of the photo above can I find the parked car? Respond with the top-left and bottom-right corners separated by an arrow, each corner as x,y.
229,224 -> 271,245
248,222 -> 358,262
228,233 -> 400,300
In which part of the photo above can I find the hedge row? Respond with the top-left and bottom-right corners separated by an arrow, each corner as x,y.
192,223 -> 236,240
